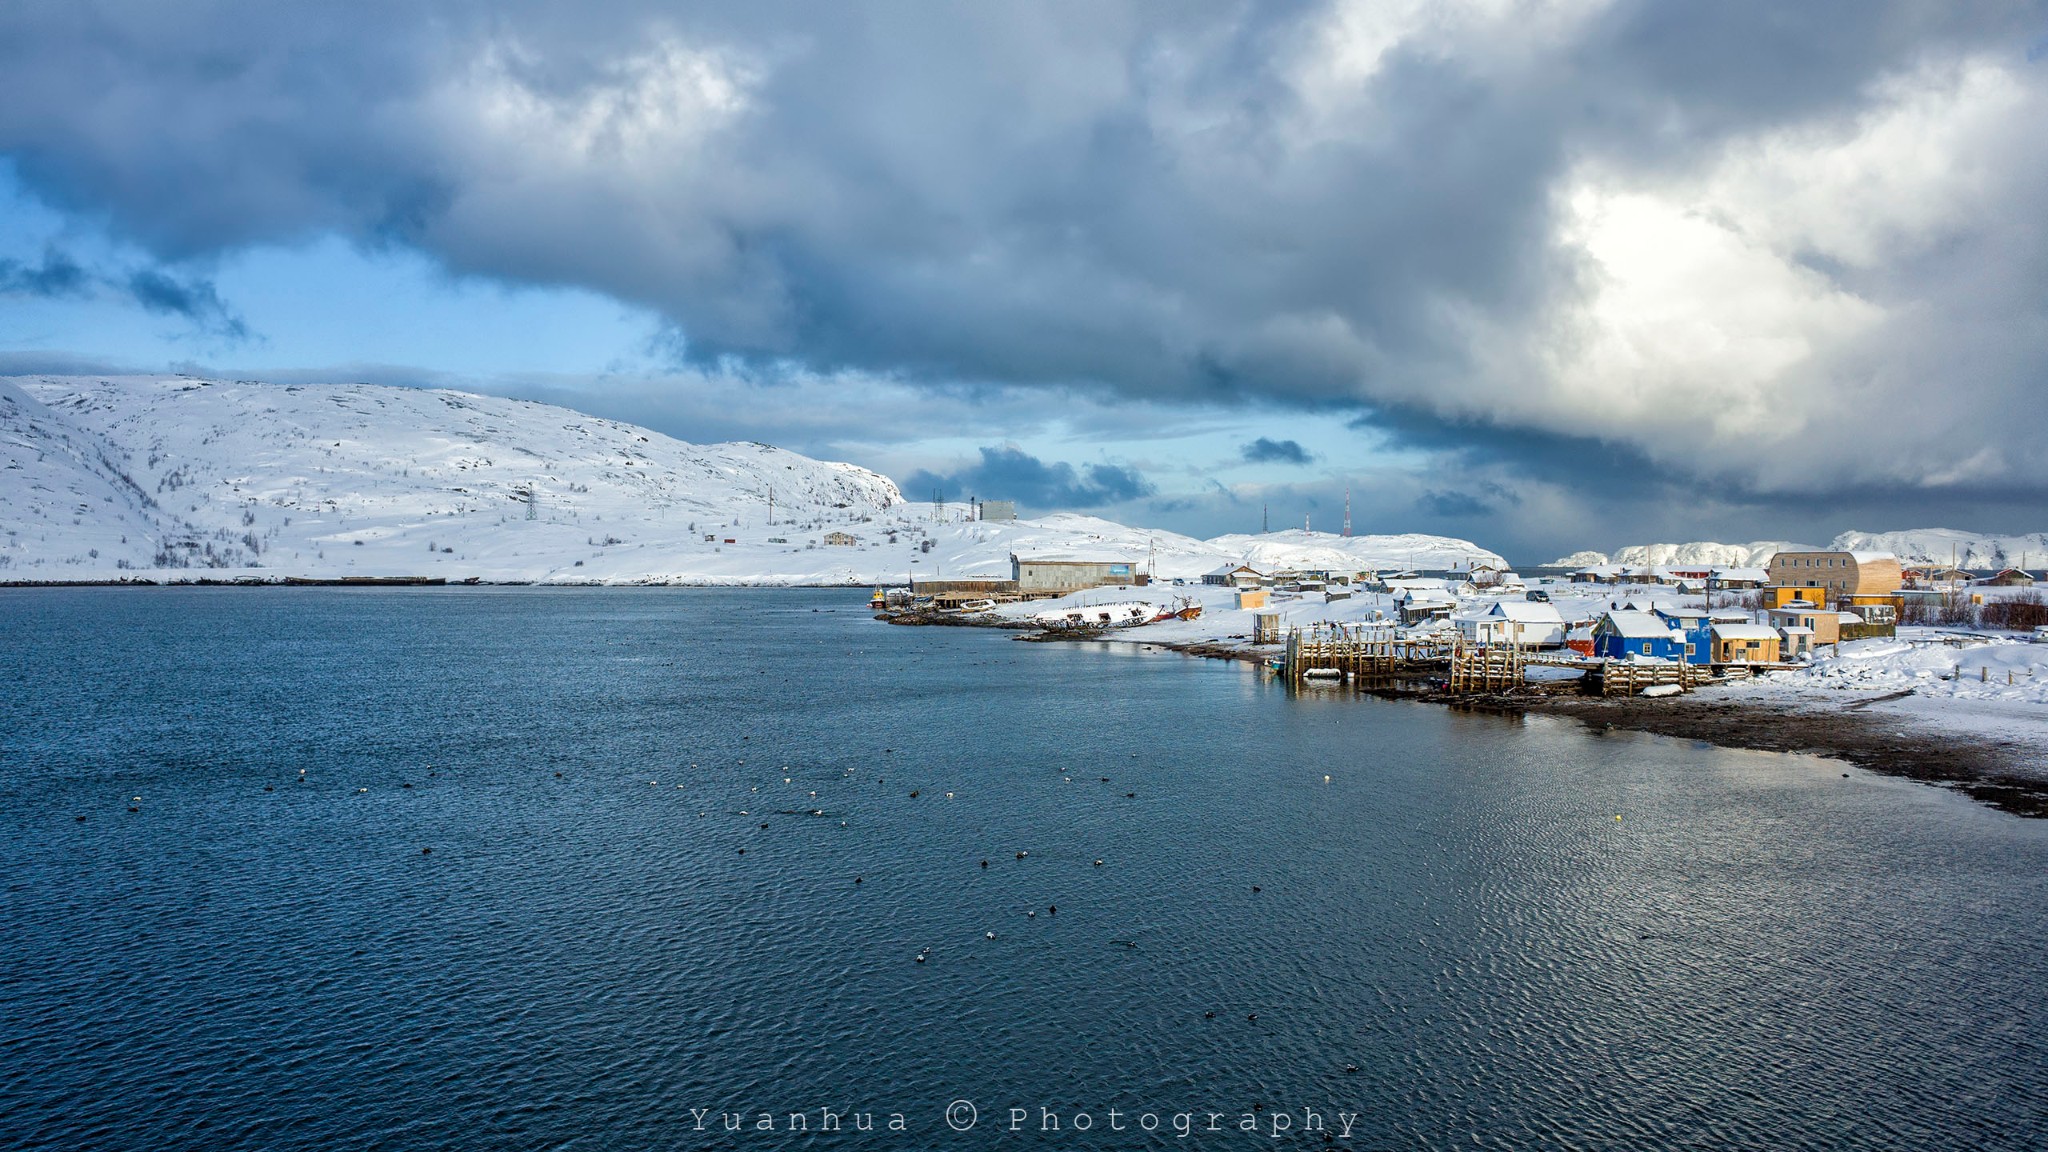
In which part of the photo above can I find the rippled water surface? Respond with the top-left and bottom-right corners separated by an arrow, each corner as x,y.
2,587 -> 2044,1150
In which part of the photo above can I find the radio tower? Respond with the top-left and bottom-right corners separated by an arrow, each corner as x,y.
1262,504 -> 1269,533
1342,486 -> 1352,537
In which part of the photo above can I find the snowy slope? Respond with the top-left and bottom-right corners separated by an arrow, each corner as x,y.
0,378 -> 169,569
1828,528 -> 2048,570
1205,529 -> 1504,573
0,375 -> 1506,585
1607,540 -> 1817,568
1549,550 -> 1612,568
1553,530 -> 2048,571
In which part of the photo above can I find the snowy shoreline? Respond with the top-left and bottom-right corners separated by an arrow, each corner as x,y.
921,582 -> 2048,817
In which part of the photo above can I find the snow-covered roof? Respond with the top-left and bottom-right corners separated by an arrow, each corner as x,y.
1712,623 -> 1779,641
1600,610 -> 1683,639
1014,553 -> 1139,565
1777,626 -> 1815,635
1575,564 -> 1624,576
1489,601 -> 1563,623
1710,567 -> 1768,581
1848,550 -> 1897,564
1397,591 -> 1457,606
1204,563 -> 1260,576
1652,606 -> 1707,621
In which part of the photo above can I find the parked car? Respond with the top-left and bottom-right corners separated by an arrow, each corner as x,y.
1525,589 -> 1551,602
2032,625 -> 2048,643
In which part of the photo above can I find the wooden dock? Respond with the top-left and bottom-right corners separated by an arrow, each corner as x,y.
1447,639 -> 1525,694
1278,626 -> 1790,697
1280,623 -> 1453,686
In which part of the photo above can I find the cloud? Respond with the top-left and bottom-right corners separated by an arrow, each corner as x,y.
1241,437 -> 1314,465
0,248 -> 88,297
0,1 -> 2044,524
1417,489 -> 1493,518
900,445 -> 1154,511
0,237 -> 250,340
125,268 -> 249,339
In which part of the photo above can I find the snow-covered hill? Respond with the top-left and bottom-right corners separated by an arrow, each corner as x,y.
1205,530 -> 1504,573
1,376 -> 1503,585
1555,529 -> 2048,571
1828,528 -> 2048,570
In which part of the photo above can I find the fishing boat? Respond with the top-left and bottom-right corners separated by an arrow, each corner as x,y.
1031,601 -> 1157,630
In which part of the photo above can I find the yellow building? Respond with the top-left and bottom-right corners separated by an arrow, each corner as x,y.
1711,622 -> 1782,664
1764,550 -> 1902,608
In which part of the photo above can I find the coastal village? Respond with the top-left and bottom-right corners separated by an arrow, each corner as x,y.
875,543 -> 2048,718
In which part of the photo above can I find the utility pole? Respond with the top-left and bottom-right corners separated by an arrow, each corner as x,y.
766,484 -> 775,526
1262,504 -> 1268,534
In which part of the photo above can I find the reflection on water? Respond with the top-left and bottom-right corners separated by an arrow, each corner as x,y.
1,587 -> 2043,1150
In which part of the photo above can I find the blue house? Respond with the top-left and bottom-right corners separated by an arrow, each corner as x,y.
1652,606 -> 1712,664
1592,610 -> 1687,661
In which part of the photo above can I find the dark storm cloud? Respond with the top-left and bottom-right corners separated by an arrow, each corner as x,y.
902,445 -> 1154,510
2,240 -> 249,339
1241,437 -> 1314,465
0,249 -> 89,297
1,0 -> 2045,532
1417,489 -> 1492,518
125,269 -> 248,338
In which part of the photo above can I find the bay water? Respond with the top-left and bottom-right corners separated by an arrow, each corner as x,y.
2,588 -> 2043,1149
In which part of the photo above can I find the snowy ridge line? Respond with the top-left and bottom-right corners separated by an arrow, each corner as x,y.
1,375 -> 1502,585
1554,529 -> 2048,571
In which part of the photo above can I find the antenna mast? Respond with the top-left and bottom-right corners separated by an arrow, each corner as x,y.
1343,486 -> 1352,538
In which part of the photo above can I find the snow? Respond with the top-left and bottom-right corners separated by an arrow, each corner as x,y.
0,374 -> 1509,586
1831,528 -> 2048,570
1205,529 -> 1504,573
1708,630 -> 2048,763
1557,530 -> 2048,572
1550,540 -> 1817,568
1601,610 -> 1685,639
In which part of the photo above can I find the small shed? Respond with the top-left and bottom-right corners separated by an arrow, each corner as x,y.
1236,588 -> 1270,610
1712,622 -> 1781,664
1767,605 -> 1839,646
1397,592 -> 1455,626
1477,600 -> 1566,648
1203,564 -> 1265,588
1778,625 -> 1815,660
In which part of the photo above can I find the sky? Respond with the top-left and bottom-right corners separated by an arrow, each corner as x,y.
3,1 -> 2046,562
